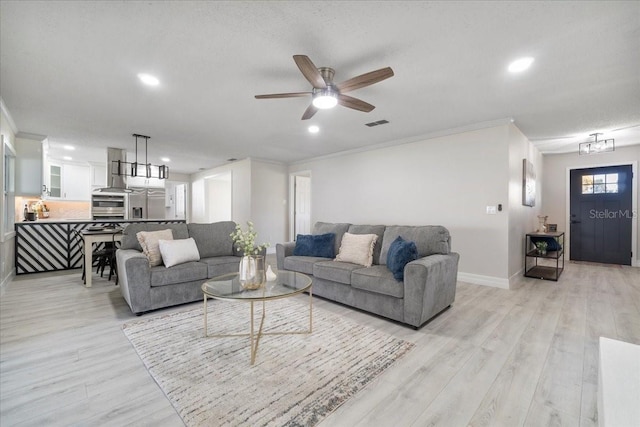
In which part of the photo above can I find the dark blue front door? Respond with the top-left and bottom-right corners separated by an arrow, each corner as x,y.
569,165 -> 633,265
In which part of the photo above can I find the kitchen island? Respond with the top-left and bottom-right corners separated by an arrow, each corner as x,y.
15,219 -> 186,275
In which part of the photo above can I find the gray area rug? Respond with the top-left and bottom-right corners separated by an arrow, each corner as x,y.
122,298 -> 414,426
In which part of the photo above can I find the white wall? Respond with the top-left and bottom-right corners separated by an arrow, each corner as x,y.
0,100 -> 17,290
542,144 -> 640,266
189,158 -> 288,253
508,124 -> 543,283
251,160 -> 288,252
290,124 -> 518,285
190,158 -> 251,225
205,173 -> 232,222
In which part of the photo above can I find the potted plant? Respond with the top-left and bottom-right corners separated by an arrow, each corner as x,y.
535,241 -> 548,255
230,221 -> 270,289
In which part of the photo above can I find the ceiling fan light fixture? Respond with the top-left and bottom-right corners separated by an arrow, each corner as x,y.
312,89 -> 338,109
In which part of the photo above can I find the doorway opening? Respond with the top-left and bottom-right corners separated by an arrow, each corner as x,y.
289,172 -> 311,240
569,164 -> 634,265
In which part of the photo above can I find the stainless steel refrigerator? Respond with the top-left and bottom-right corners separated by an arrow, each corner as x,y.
127,187 -> 166,220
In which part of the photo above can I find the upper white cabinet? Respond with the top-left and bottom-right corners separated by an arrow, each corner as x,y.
44,160 -> 91,201
15,137 -> 44,196
89,162 -> 107,190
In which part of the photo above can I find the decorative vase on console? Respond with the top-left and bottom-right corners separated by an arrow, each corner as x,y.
537,215 -> 548,233
230,221 -> 270,290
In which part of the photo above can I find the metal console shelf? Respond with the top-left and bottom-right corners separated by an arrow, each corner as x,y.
524,231 -> 565,281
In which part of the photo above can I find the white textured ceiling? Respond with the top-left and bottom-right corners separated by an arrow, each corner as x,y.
1,1 -> 639,174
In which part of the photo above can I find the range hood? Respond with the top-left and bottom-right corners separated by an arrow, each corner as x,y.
94,148 -> 131,193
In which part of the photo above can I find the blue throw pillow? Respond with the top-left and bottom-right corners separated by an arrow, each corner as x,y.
293,233 -> 336,258
530,236 -> 561,251
386,236 -> 418,281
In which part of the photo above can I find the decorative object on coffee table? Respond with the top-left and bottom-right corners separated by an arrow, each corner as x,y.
230,221 -> 270,289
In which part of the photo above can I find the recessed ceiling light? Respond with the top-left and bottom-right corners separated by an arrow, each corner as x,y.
160,157 -> 170,162
308,125 -> 320,134
508,57 -> 534,73
137,73 -> 160,86
63,145 -> 75,150
63,156 -> 72,161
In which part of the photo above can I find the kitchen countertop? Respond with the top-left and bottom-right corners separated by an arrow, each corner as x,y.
16,219 -> 185,225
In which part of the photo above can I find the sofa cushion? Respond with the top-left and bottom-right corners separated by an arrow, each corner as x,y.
137,229 -> 174,267
149,261 -> 208,287
335,232 -> 378,267
121,223 -> 189,251
199,256 -> 241,278
187,221 -> 237,257
380,226 -> 450,264
347,224 -> 386,265
386,236 -> 418,280
351,265 -> 404,298
159,238 -> 200,268
314,260 -> 362,285
312,222 -> 351,257
293,233 -> 335,258
284,256 -> 327,275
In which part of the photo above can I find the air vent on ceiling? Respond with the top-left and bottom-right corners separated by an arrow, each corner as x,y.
365,119 -> 390,127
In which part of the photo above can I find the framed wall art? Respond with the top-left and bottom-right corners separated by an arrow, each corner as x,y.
522,159 -> 535,207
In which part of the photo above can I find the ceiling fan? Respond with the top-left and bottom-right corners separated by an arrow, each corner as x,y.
255,55 -> 394,120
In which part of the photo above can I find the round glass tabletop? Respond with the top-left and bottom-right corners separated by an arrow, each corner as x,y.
202,270 -> 312,301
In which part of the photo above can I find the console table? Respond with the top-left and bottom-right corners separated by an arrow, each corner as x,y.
524,231 -> 565,281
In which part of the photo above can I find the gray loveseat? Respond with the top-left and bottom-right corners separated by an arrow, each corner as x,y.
276,222 -> 460,328
116,221 -> 240,315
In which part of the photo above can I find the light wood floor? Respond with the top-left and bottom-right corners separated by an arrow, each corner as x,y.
1,261 -> 638,426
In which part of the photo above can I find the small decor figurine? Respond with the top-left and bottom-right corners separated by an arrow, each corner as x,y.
230,221 -> 270,289
535,241 -> 548,255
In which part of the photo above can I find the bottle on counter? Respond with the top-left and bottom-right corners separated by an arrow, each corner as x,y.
23,204 -> 28,221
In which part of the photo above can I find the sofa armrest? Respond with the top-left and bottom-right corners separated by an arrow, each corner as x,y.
403,252 -> 460,327
116,249 -> 152,314
276,242 -> 296,270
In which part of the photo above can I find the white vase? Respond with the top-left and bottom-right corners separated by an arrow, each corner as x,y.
266,265 -> 277,282
239,255 -> 265,290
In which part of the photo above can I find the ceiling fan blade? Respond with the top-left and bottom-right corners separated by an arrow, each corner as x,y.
293,55 -> 327,89
255,92 -> 311,99
337,94 -> 375,112
337,67 -> 394,93
301,104 -> 318,120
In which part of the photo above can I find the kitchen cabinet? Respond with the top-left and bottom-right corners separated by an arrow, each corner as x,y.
15,137 -> 44,196
90,162 -> 107,190
45,161 -> 91,201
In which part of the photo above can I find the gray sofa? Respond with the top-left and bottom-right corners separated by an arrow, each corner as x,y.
116,221 -> 241,315
276,222 -> 460,328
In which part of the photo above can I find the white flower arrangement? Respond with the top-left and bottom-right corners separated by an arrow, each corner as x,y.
230,221 -> 270,256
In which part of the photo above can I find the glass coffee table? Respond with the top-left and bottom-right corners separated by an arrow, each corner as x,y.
202,270 -> 312,365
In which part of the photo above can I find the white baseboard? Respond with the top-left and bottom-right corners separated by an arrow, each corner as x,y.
632,258 -> 640,267
457,272 -> 510,289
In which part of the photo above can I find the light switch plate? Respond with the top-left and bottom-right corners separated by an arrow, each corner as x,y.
486,206 -> 497,215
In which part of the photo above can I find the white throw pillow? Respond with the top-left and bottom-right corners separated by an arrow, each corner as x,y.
159,238 -> 201,268
335,232 -> 378,267
137,229 -> 174,267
